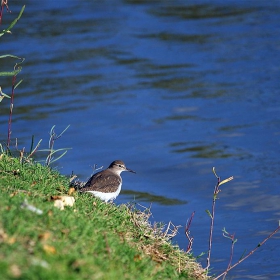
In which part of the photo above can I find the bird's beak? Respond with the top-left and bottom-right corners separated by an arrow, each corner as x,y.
126,167 -> 136,174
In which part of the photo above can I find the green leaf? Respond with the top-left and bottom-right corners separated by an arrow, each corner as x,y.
212,167 -> 218,178
0,55 -> 24,76
0,54 -> 23,59
49,150 -> 68,164
58,124 -> 70,137
205,209 -> 212,219
14,79 -> 24,89
0,5 -> 25,37
37,148 -> 72,153
0,87 -> 10,102
0,55 -> 24,77
218,176 -> 234,186
27,139 -> 43,158
0,68 -> 22,76
222,227 -> 228,235
0,89 -> 10,98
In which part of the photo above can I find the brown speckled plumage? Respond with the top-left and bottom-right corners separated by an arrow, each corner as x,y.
80,169 -> 122,193
79,160 -> 136,201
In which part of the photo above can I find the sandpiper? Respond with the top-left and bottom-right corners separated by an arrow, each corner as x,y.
79,160 -> 136,202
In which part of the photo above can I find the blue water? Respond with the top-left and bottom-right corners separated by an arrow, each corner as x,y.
1,1 -> 280,279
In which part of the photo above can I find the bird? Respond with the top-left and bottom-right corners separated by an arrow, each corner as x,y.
79,160 -> 136,202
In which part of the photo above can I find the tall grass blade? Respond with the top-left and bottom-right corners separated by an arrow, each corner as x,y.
0,5 -> 25,37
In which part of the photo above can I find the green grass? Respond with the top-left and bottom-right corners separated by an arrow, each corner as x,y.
0,154 -> 207,280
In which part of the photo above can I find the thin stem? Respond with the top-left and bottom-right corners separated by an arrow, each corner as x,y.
7,75 -> 16,147
222,234 -> 235,280
45,125 -> 70,166
185,211 -> 195,253
0,0 -> 11,25
205,176 -> 220,270
0,2 -> 3,25
214,225 -> 280,280
27,139 -> 42,159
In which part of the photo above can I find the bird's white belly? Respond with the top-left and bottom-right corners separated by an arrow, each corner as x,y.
85,185 -> 121,202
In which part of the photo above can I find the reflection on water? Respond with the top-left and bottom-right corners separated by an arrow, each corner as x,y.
1,1 -> 280,278
148,3 -> 258,19
170,142 -> 234,158
122,190 -> 187,206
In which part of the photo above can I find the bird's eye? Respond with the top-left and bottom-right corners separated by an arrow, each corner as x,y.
119,165 -> 122,167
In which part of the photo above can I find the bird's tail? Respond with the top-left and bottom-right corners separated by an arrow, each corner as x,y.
70,180 -> 86,191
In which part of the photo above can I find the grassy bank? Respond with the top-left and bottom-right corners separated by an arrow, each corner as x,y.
0,154 -> 208,279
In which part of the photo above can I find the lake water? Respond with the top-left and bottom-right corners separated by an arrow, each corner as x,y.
1,1 -> 280,279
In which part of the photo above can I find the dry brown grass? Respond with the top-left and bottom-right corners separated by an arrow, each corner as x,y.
125,203 -> 209,280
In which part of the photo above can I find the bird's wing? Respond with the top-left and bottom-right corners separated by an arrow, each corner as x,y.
80,172 -> 121,193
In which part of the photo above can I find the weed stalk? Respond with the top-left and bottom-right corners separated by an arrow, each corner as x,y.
7,74 -> 16,147
205,168 -> 233,271
214,224 -> 280,279
185,211 -> 195,253
45,125 -> 70,166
